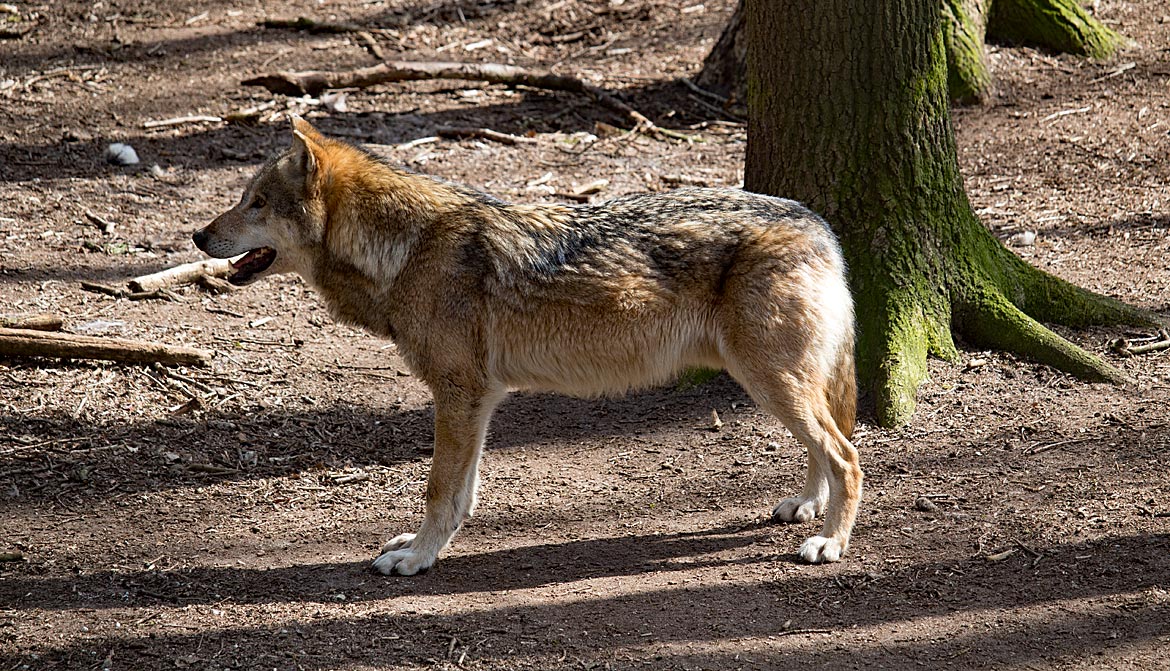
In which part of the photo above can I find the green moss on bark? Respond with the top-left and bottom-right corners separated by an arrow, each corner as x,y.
747,0 -> 1159,428
988,0 -> 1123,58
856,284 -> 958,427
944,0 -> 992,103
954,282 -> 1129,383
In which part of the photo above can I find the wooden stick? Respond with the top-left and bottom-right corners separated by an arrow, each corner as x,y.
143,115 -> 223,129
243,61 -> 698,141
0,327 -> 211,367
83,209 -> 116,234
356,31 -> 385,61
80,281 -> 126,298
0,314 -> 63,331
436,126 -> 537,145
128,258 -> 234,293
1111,330 -> 1170,357
1123,339 -> 1170,356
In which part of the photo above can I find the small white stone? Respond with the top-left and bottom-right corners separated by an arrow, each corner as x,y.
105,142 -> 139,166
1009,230 -> 1037,247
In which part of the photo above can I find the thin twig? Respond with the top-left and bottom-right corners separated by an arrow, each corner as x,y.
1025,436 -> 1095,455
777,628 -> 832,637
436,126 -> 537,145
1110,330 -> 1170,356
356,31 -> 385,61
143,115 -> 223,129
260,17 -> 368,34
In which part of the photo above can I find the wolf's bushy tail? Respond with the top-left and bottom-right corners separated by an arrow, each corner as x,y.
827,333 -> 857,440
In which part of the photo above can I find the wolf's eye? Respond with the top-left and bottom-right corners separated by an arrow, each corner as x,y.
249,196 -> 265,209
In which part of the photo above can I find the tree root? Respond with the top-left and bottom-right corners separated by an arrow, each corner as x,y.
1009,260 -> 1164,329
989,0 -> 1124,59
955,282 -> 1129,383
944,0 -> 993,104
859,286 -> 957,427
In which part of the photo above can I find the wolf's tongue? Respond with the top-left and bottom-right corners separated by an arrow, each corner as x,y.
228,247 -> 277,285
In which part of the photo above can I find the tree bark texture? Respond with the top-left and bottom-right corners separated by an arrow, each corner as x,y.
944,0 -> 992,104
710,0 -> 1123,106
745,0 -> 1158,427
694,0 -> 746,100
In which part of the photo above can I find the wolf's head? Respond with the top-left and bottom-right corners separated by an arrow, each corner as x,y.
193,116 -> 333,285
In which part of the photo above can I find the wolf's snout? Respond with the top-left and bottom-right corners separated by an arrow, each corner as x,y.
192,228 -> 210,252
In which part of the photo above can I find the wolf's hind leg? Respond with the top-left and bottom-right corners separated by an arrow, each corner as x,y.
373,386 -> 502,576
732,369 -> 861,563
720,299 -> 860,562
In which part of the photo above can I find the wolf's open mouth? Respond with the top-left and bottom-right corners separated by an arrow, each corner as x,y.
228,247 -> 277,285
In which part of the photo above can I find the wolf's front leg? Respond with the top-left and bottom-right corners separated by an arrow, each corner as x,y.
373,386 -> 502,576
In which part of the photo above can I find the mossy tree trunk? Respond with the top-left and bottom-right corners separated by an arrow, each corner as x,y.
745,0 -> 1159,427
703,0 -> 1123,105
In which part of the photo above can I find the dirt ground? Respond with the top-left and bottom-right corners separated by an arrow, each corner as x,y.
1,1 -> 1169,669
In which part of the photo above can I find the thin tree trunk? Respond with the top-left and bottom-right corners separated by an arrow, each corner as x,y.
745,0 -> 1158,426
695,0 -> 745,100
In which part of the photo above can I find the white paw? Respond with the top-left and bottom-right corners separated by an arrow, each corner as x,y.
372,546 -> 434,576
772,496 -> 822,523
380,533 -> 416,554
798,535 -> 845,563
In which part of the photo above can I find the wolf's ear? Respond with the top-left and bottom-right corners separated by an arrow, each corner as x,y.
289,114 -> 324,142
289,127 -> 326,195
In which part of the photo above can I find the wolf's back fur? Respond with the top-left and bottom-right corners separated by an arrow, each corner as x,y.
195,119 -> 862,574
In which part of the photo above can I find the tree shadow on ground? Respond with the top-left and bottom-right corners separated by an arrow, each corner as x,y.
1,0 -> 532,76
0,259 -> 188,286
0,372 -> 754,502
3,533 -> 1167,669
0,81 -> 728,183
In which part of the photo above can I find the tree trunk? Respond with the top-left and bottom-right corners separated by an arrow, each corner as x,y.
694,0 -> 745,100
745,0 -> 1159,427
707,0 -> 1123,105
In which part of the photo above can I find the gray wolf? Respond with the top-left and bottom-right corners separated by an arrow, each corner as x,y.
192,117 -> 862,575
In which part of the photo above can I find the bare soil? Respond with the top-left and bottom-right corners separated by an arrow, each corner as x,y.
2,2 -> 1169,669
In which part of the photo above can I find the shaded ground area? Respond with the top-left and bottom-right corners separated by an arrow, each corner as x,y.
1,1 -> 1169,669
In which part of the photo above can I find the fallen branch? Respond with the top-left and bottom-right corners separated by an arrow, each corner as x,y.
83,209 -> 116,234
1110,330 -> 1170,357
80,281 -> 127,298
0,327 -> 211,367
776,628 -> 832,637
126,288 -> 185,302
196,274 -> 235,294
128,258 -> 234,292
1025,436 -> 1094,456
143,115 -> 223,129
436,126 -> 537,145
356,31 -> 385,61
186,463 -> 238,474
0,314 -> 63,331
243,60 -> 697,141
330,471 -> 370,485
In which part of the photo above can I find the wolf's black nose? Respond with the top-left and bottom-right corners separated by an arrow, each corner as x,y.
192,229 -> 209,251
